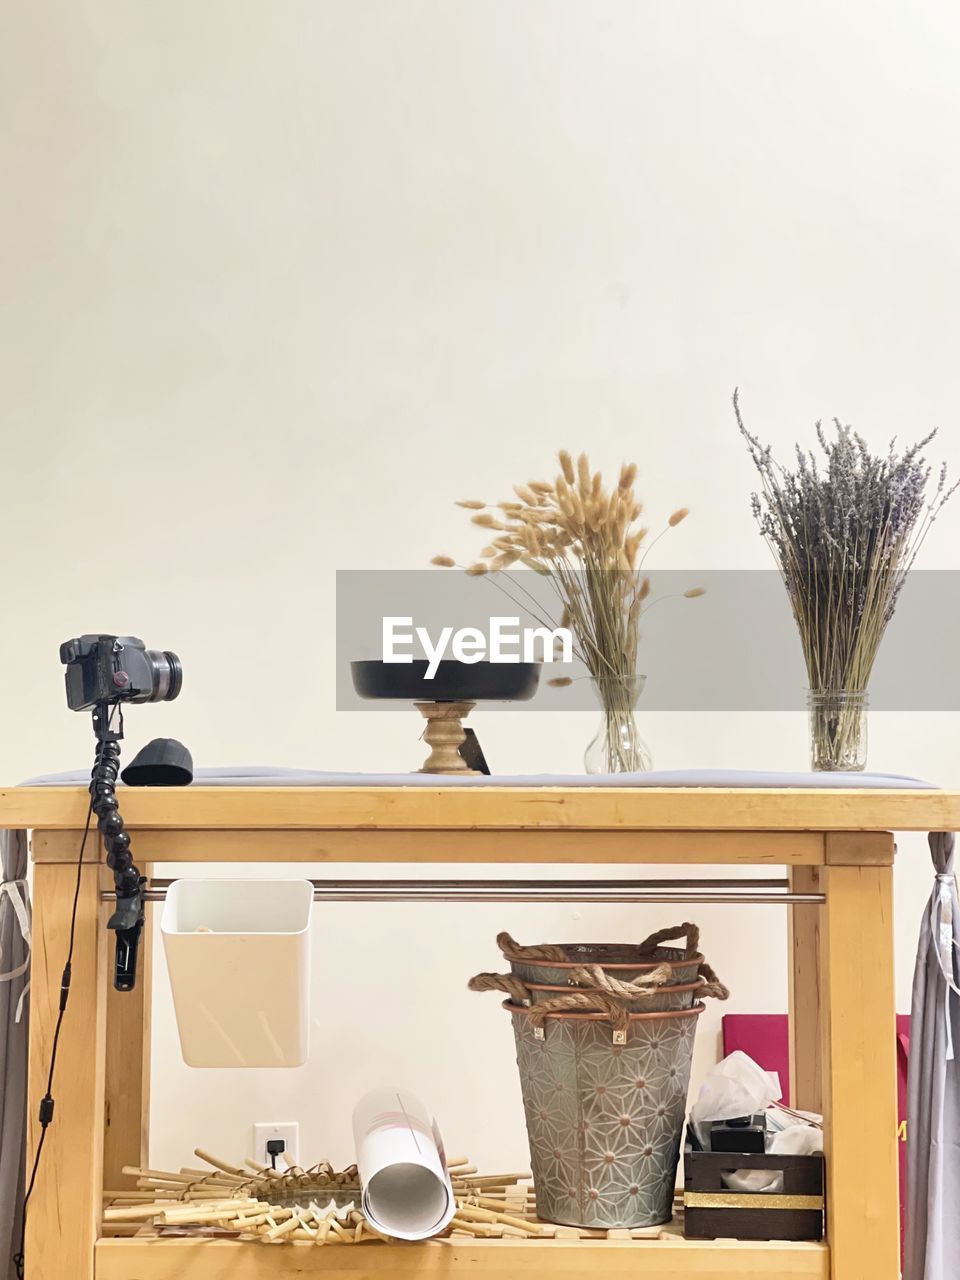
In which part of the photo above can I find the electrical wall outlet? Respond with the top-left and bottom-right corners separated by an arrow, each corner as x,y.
253,1121 -> 300,1169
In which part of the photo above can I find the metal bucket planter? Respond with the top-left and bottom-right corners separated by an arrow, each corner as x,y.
508,1001 -> 705,1228
469,924 -> 729,1229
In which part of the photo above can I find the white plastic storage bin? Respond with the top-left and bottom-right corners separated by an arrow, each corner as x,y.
161,878 -> 313,1068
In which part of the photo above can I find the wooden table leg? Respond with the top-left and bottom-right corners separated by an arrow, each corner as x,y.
26,857 -> 107,1280
102,863 -> 152,1186
788,865 -> 822,1112
820,864 -> 899,1280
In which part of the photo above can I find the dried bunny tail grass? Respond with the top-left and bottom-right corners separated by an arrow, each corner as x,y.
607,488 -> 626,518
619,462 -> 637,491
683,587 -> 706,598
554,480 -> 574,516
466,562 -> 489,575
612,509 -> 628,549
668,507 -> 690,526
582,496 -> 603,535
547,676 -> 573,687
520,555 -> 550,573
446,450 -> 697,772
431,555 -> 456,567
521,523 -> 543,556
456,499 -> 487,509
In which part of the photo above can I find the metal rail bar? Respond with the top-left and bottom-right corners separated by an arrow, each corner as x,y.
101,876 -> 824,906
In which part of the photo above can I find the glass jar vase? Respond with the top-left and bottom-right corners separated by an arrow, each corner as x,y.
585,674 -> 652,774
807,689 -> 868,772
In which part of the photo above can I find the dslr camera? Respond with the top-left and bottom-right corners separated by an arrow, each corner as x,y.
57,634 -> 183,992
60,635 -> 182,711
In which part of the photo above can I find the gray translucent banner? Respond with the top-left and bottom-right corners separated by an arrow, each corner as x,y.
336,569 -> 952,710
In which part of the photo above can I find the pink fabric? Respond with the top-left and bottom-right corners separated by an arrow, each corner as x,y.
897,1022 -> 909,1259
721,1013 -> 791,1101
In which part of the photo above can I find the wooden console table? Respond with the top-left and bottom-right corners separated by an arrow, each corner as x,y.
6,783 -> 956,1280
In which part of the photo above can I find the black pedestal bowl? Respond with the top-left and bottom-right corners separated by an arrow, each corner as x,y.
350,660 -> 541,703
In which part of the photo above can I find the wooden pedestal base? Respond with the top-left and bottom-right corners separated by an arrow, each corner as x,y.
415,700 -> 479,774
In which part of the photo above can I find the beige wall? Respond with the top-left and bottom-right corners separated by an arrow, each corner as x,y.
1,1 -> 958,1172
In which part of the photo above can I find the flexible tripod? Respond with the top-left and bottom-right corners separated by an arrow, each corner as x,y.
91,700 -> 146,991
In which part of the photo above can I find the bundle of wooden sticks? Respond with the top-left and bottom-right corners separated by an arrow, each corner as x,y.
104,1149 -> 572,1245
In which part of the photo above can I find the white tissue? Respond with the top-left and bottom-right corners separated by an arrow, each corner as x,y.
769,1123 -> 823,1156
690,1050 -> 782,1147
721,1167 -> 784,1193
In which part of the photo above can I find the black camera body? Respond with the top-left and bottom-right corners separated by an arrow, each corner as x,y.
60,635 -> 182,711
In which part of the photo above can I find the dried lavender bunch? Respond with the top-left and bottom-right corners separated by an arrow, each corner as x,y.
734,388 -> 957,698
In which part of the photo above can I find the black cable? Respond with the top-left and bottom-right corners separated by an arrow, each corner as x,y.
14,707 -> 115,1278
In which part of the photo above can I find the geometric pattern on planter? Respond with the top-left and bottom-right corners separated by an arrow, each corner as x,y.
511,1008 -> 699,1228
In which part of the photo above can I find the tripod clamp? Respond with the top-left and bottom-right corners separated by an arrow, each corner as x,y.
90,702 -> 146,991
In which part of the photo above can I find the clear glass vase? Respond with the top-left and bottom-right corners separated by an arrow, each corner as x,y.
807,689 -> 868,772
585,674 -> 652,774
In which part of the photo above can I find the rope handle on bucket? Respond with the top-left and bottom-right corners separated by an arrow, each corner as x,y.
497,922 -> 702,964
467,971 -> 534,1004
569,961 -> 728,1002
635,921 -> 700,959
526,988 -> 632,1033
495,932 -> 567,962
468,958 -> 728,1009
468,975 -> 638,1033
695,960 -> 729,1000
468,963 -> 672,1005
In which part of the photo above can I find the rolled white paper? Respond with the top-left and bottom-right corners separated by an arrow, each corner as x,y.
352,1088 -> 455,1240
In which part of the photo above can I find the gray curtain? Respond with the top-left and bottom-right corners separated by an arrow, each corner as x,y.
0,832 -> 29,1280
905,831 -> 960,1280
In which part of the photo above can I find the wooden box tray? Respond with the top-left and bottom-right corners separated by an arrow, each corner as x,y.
683,1135 -> 824,1242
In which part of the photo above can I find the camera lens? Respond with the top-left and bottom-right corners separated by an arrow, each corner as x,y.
145,650 -> 183,702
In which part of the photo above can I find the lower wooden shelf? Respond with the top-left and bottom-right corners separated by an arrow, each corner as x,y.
95,1230 -> 829,1279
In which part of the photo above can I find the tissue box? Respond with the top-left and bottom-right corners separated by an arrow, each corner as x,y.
683,1126 -> 824,1242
